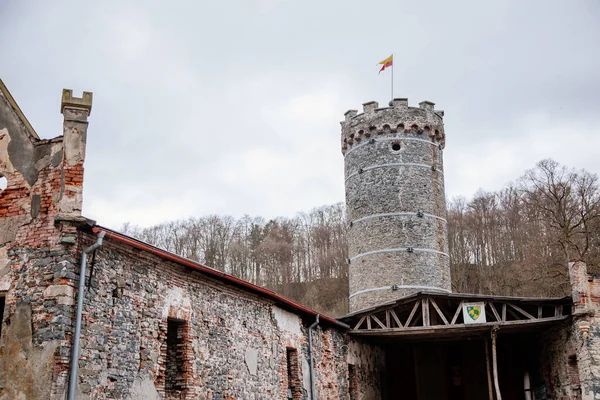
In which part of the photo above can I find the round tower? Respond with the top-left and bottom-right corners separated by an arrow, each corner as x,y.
341,98 -> 451,312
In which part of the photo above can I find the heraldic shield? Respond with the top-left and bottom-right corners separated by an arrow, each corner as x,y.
462,302 -> 487,324
467,306 -> 481,321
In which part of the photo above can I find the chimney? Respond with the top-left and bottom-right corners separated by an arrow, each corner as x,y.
58,89 -> 93,217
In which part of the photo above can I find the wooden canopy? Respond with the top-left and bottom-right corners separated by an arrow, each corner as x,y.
338,291 -> 572,340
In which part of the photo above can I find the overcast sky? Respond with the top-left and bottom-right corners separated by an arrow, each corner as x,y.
1,1 -> 599,228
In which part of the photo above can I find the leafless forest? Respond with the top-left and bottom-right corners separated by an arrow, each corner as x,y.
121,160 -> 600,317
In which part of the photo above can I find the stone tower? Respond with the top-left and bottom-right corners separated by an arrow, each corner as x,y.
341,98 -> 451,312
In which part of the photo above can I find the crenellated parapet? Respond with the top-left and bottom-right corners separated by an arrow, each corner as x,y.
340,99 -> 445,154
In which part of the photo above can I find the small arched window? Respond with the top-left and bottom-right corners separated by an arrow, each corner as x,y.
0,175 -> 7,191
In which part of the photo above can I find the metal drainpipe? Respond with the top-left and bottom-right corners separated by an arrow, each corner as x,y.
67,231 -> 105,400
308,314 -> 319,400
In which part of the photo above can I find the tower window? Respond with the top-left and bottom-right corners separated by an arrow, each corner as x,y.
0,176 -> 7,191
391,142 -> 401,151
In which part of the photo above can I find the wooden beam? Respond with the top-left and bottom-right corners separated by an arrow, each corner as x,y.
485,338 -> 494,400
489,303 -> 501,323
555,305 -> 563,317
350,316 -> 570,336
430,298 -> 449,325
405,301 -> 420,327
507,307 -> 521,321
386,310 -> 391,328
502,303 -> 507,321
410,310 -> 422,327
371,314 -> 387,329
508,303 -> 535,320
353,316 -> 366,330
366,315 -> 372,330
451,301 -> 464,325
538,305 -> 543,318
389,309 -> 403,328
491,328 -> 502,400
422,298 -> 430,327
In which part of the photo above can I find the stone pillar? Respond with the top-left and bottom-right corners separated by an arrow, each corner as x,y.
341,98 -> 450,312
59,89 -> 92,217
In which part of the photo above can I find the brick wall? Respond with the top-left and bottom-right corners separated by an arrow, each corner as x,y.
541,261 -> 600,400
0,84 -> 93,399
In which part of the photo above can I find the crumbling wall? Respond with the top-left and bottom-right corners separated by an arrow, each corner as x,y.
76,234 -> 384,399
0,83 -> 93,399
542,261 -> 600,400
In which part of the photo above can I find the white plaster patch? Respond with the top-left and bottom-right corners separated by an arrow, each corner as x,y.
63,126 -> 85,166
126,373 -> 160,400
348,340 -> 384,368
272,306 -> 302,336
245,348 -> 258,376
59,186 -> 84,215
0,270 -> 11,292
162,286 -> 192,320
0,128 -> 15,174
301,356 -> 310,395
0,246 -> 9,270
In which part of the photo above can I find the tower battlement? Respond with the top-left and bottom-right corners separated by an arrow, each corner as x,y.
343,97 -> 451,312
341,99 -> 446,154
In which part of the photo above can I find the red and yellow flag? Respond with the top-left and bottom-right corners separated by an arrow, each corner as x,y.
378,55 -> 393,74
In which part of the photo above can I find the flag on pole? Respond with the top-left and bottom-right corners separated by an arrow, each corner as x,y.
378,55 -> 393,74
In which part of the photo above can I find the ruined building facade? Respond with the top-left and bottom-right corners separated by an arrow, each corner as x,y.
0,82 -> 383,399
0,79 -> 599,399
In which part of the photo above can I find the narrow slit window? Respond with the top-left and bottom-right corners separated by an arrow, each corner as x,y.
0,295 -> 5,338
286,348 -> 301,400
165,318 -> 186,394
348,364 -> 359,400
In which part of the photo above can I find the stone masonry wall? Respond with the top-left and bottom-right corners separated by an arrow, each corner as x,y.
75,232 -> 384,399
341,98 -> 450,312
542,261 -> 600,400
0,84 -> 93,399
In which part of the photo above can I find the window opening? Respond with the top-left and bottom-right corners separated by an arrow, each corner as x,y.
0,176 -> 7,191
568,355 -> 580,386
286,348 -> 301,400
348,364 -> 358,400
0,295 -> 4,338
165,318 -> 186,394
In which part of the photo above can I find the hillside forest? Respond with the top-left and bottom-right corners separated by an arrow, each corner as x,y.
121,159 -> 600,317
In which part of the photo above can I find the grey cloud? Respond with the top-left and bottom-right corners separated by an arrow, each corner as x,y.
1,0 -> 598,227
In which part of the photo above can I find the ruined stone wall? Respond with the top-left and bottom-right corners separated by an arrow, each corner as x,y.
341,98 -> 450,312
541,261 -> 600,400
76,234 -> 384,399
0,84 -> 93,399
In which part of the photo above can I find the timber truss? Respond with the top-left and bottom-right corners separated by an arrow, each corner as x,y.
340,292 -> 572,338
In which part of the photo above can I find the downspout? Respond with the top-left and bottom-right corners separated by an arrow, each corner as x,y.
67,231 -> 105,400
308,314 -> 319,400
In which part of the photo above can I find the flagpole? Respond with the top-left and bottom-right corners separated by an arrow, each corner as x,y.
391,53 -> 394,102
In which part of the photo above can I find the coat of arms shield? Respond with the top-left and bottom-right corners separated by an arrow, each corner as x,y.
462,302 -> 487,324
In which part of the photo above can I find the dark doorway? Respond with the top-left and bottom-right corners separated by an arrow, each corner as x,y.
385,340 -> 489,400
383,334 -> 542,400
